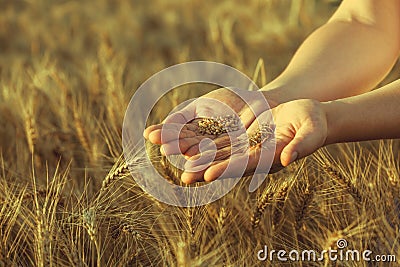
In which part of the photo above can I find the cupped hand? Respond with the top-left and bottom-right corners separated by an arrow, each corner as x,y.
182,99 -> 329,183
143,88 -> 277,158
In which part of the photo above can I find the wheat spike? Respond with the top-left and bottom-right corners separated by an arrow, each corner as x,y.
294,183 -> 315,231
101,161 -> 131,192
82,207 -> 97,242
217,206 -> 227,231
251,187 -> 275,229
25,113 -> 38,154
314,152 -> 364,205
323,164 -> 363,204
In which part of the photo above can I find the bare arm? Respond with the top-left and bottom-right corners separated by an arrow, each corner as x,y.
262,0 -> 400,103
324,79 -> 400,144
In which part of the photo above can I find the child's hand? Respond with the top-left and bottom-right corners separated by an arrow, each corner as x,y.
182,99 -> 328,183
143,88 -> 277,157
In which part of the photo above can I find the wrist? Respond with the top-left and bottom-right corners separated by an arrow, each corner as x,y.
321,100 -> 343,145
259,84 -> 297,107
259,75 -> 314,106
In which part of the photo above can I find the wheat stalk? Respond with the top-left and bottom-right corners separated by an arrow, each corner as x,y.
197,115 -> 241,135
176,241 -> 189,267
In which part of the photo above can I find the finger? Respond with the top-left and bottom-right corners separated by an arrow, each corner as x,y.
181,159 -> 226,184
149,129 -> 197,144
184,132 -> 242,157
203,154 -> 249,182
185,146 -> 236,170
280,126 -> 318,167
181,142 -> 274,184
182,144 -> 250,184
181,169 -> 206,184
161,136 -> 204,156
144,122 -> 199,143
185,133 -> 250,167
144,123 -> 182,140
204,145 -> 274,181
143,124 -> 162,139
184,144 -> 201,158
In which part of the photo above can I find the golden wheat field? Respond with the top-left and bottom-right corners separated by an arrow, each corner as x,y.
0,0 -> 399,266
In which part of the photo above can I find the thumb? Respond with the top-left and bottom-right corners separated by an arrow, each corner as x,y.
280,126 -> 321,167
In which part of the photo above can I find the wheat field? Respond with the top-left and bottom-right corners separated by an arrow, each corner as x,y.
0,0 -> 399,266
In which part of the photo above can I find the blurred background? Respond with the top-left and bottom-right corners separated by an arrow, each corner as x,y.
1,0 -> 400,195
1,0 -> 400,194
0,0 -> 345,85
0,0 -> 348,184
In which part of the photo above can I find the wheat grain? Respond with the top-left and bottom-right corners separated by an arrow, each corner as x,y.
82,207 -> 101,266
198,116 -> 274,148
249,123 -> 275,147
111,222 -> 142,240
198,115 -> 241,135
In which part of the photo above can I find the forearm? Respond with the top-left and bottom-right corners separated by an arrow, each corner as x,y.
324,79 -> 400,145
261,1 -> 400,104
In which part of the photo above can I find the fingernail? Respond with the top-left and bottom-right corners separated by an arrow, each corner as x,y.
289,151 -> 298,164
